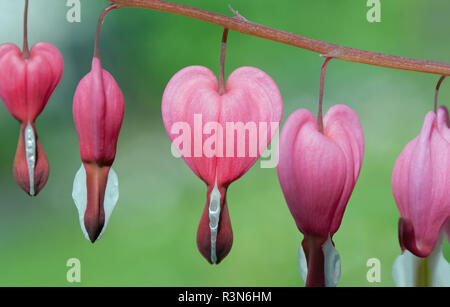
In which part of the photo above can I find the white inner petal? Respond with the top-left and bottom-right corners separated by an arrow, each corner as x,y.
428,236 -> 450,286
24,123 -> 36,196
393,233 -> 450,287
322,235 -> 341,287
297,243 -> 308,282
392,250 -> 420,287
208,182 -> 221,264
297,235 -> 341,287
72,164 -> 119,241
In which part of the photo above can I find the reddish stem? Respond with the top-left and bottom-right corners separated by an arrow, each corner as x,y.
302,234 -> 327,287
434,76 -> 445,113
22,0 -> 30,59
317,57 -> 333,133
218,28 -> 229,95
108,0 -> 450,76
94,4 -> 119,59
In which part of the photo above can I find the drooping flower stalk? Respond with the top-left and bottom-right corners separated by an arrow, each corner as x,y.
316,56 -> 332,133
0,0 -> 64,196
218,28 -> 229,95
94,4 -> 119,59
72,4 -> 124,243
434,76 -> 445,113
22,0 -> 30,59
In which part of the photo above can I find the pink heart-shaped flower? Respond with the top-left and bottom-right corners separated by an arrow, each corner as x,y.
0,42 -> 63,196
277,105 -> 364,286
162,65 -> 283,263
392,106 -> 450,257
277,105 -> 364,236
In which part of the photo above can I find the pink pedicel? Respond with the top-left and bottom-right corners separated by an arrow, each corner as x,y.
162,66 -> 283,264
392,106 -> 450,258
0,42 -> 63,196
277,105 -> 364,286
73,57 -> 124,243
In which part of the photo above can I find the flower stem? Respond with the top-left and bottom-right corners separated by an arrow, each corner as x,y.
218,28 -> 229,95
94,4 -> 119,59
108,0 -> 450,76
434,76 -> 445,113
317,57 -> 333,133
22,0 -> 30,59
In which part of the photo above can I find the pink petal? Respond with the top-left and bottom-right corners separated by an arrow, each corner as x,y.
324,105 -> 364,234
0,42 -> 63,123
162,65 -> 282,187
392,110 -> 450,257
277,106 -> 363,235
73,57 -> 124,165
162,65 -> 282,263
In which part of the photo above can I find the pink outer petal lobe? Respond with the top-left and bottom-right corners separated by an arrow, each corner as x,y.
277,105 -> 364,236
392,108 -> 450,257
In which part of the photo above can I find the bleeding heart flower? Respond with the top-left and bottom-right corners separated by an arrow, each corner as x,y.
0,42 -> 63,196
162,65 -> 283,264
277,104 -> 364,286
278,105 -> 364,237
72,57 -> 124,243
392,106 -> 450,258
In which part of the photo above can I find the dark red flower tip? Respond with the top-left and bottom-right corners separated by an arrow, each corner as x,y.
397,217 -> 431,258
83,163 -> 110,243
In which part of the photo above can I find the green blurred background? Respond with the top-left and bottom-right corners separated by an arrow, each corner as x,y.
0,0 -> 448,286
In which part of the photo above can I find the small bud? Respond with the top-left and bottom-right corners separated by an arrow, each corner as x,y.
73,57 -> 124,243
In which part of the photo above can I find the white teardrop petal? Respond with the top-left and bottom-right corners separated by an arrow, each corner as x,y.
323,235 -> 341,287
72,164 -> 119,241
297,242 -> 308,283
72,164 -> 89,241
24,123 -> 36,196
393,234 -> 450,287
98,167 -> 119,240
208,182 -> 221,264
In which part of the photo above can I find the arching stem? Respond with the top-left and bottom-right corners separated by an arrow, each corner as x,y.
317,56 -> 333,133
22,0 -> 30,59
434,76 -> 445,113
218,28 -> 229,95
94,4 -> 119,59
108,0 -> 450,76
